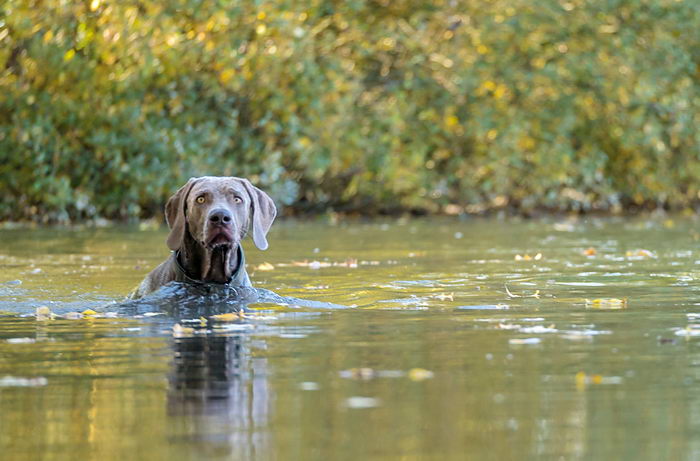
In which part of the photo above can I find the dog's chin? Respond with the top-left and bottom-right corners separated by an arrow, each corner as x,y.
205,233 -> 235,250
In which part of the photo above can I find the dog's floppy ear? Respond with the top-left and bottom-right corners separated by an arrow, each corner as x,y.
165,177 -> 201,251
239,178 -> 277,250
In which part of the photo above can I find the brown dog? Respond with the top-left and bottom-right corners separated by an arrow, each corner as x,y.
130,176 -> 276,299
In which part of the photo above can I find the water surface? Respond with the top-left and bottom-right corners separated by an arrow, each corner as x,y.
2,216 -> 700,460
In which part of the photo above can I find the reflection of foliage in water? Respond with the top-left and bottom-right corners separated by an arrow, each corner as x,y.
1,0 -> 698,220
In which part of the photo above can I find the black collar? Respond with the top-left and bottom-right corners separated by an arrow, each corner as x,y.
172,245 -> 247,286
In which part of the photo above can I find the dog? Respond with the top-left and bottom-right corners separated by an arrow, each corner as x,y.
130,176 -> 276,299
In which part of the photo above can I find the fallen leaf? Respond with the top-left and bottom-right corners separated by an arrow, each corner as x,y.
345,396 -> 381,409
586,298 -> 628,309
211,312 -> 242,322
81,309 -> 97,316
625,249 -> 654,258
35,306 -> 54,321
172,323 -> 195,337
515,253 -> 542,261
582,247 -> 597,256
509,338 -> 541,345
575,371 -> 623,390
256,262 -> 275,271
408,368 -> 434,381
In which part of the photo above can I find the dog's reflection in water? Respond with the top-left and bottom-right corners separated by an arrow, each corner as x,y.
167,331 -> 272,457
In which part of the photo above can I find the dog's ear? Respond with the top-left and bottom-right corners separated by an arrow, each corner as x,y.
239,178 -> 277,250
165,177 -> 201,251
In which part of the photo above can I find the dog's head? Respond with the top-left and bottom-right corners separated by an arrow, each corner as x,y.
164,176 -> 276,252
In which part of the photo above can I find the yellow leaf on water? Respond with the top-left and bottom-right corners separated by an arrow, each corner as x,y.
256,262 -> 275,271
625,249 -> 654,258
212,312 -> 242,322
515,253 -> 542,261
408,368 -> 434,381
586,298 -> 628,309
35,306 -> 53,321
172,323 -> 195,338
81,309 -> 97,316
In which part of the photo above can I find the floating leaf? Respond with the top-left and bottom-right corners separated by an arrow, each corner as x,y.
586,298 -> 628,309
515,253 -> 542,261
408,368 -> 434,381
575,371 -> 623,390
345,396 -> 381,409
172,323 -> 195,337
35,306 -> 54,321
625,249 -> 654,258
211,312 -> 242,322
509,338 -> 541,345
256,262 -> 275,271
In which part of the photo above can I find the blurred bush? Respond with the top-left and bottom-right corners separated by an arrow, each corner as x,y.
1,0 -> 699,221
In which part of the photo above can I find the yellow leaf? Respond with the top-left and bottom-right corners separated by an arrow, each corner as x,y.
408,368 -> 434,381
36,306 -> 53,321
212,312 -> 242,322
220,68 -> 235,84
172,323 -> 195,337
444,115 -> 459,128
256,262 -> 275,271
586,298 -> 628,309
81,309 -> 97,316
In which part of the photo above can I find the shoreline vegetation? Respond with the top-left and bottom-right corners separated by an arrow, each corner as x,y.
1,206 -> 697,229
2,1 -> 699,222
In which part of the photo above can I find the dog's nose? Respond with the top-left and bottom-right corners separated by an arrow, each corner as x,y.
208,209 -> 232,226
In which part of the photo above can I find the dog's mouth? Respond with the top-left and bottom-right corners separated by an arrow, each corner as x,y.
205,230 -> 234,249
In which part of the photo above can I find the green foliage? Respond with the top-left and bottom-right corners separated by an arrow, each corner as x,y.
1,0 -> 699,220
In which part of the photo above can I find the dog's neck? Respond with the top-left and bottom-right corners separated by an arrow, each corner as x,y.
178,231 -> 239,283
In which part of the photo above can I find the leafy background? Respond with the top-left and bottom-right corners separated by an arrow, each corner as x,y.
1,0 -> 699,221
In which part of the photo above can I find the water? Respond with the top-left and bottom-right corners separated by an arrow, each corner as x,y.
2,216 -> 700,460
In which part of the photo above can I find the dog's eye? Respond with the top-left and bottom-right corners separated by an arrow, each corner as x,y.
233,196 -> 243,204
196,196 -> 206,204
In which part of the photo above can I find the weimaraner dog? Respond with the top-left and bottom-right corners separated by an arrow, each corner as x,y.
130,176 -> 276,299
